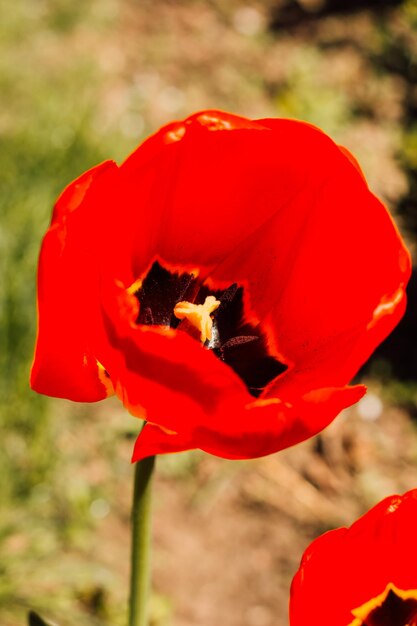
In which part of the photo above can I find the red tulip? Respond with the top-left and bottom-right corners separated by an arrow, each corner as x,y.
290,489 -> 417,626
30,110 -> 410,460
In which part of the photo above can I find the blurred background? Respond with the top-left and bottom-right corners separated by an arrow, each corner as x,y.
1,0 -> 417,624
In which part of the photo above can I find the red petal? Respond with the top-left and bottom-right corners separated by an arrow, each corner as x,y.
118,111 -> 315,278
95,278 -> 365,460
206,119 -> 411,396
290,490 -> 417,626
190,384 -> 365,460
131,386 -> 364,461
94,278 -> 249,426
117,114 -> 409,443
132,423 -> 195,461
30,160 -> 119,401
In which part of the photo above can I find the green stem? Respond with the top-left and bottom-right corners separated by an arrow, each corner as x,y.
129,455 -> 155,626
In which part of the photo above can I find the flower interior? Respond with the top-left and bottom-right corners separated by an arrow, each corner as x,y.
349,584 -> 417,626
131,260 -> 287,397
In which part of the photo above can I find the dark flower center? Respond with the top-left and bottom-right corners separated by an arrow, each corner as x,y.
355,587 -> 417,626
133,261 -> 287,397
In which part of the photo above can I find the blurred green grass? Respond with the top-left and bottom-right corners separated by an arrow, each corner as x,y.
0,1 -> 131,623
0,0 -> 102,495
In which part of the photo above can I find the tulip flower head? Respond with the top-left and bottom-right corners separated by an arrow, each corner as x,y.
30,110 -> 411,461
290,490 -> 417,626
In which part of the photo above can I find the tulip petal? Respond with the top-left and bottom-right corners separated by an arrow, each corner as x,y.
94,277 -> 251,433
190,384 -> 366,460
118,112 -> 314,278
31,161 -> 119,401
132,423 -> 195,461
205,119 -> 411,396
96,278 -> 365,459
290,490 -> 417,626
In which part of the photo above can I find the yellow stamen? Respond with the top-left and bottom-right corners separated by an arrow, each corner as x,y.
173,296 -> 220,344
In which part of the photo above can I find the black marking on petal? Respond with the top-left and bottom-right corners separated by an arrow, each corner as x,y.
142,306 -> 154,326
198,283 -> 287,397
362,588 -> 417,626
135,261 -> 196,326
214,335 -> 286,398
133,262 -> 287,398
222,336 -> 259,349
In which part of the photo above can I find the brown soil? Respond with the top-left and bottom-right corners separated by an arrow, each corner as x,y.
86,388 -> 417,626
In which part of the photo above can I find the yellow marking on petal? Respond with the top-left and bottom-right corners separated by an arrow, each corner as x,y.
97,361 -> 115,397
348,583 -> 417,626
165,125 -> 186,142
194,113 -> 233,130
367,286 -> 404,329
127,278 -> 143,295
173,296 -> 220,344
245,397 -> 281,409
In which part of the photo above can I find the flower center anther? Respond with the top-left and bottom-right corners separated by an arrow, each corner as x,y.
173,296 -> 220,344
132,261 -> 287,397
